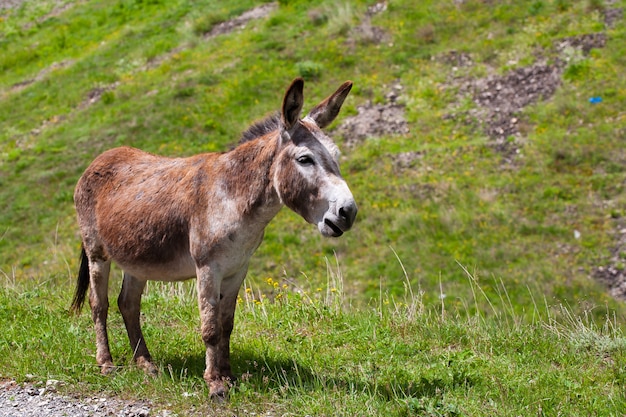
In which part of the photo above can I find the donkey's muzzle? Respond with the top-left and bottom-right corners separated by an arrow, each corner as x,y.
322,200 -> 357,237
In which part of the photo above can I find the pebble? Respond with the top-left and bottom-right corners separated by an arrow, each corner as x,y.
0,380 -> 155,417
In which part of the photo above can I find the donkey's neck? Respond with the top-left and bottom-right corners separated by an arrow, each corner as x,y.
217,132 -> 282,222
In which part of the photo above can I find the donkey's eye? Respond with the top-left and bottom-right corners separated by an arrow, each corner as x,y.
296,155 -> 315,166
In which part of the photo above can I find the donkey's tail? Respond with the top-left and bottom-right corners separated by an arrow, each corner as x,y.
70,246 -> 90,315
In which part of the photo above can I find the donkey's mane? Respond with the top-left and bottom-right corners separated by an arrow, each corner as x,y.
240,112 -> 282,144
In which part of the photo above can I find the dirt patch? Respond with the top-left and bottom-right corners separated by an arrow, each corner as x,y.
0,0 -> 29,10
348,18 -> 390,46
554,32 -> 607,55
594,220 -> 626,301
391,151 -> 425,170
334,83 -> 409,148
366,1 -> 388,15
22,1 -> 79,30
334,102 -> 409,147
437,28 -> 625,300
0,0 -> 80,30
7,60 -> 74,95
205,2 -> 277,38
438,50 -> 474,69
78,82 -> 120,110
443,32 -> 609,161
462,62 -> 562,158
145,3 -> 276,71
347,1 -> 390,47
604,6 -> 624,28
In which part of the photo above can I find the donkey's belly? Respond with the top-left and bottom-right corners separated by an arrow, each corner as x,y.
116,253 -> 197,282
108,221 -> 265,282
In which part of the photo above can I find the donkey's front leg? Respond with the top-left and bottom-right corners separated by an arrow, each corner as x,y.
216,269 -> 248,383
216,292 -> 238,382
196,266 -> 228,399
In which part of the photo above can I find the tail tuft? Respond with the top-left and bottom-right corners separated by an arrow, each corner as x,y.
70,246 -> 90,315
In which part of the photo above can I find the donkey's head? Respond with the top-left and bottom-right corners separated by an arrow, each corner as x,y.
272,78 -> 357,237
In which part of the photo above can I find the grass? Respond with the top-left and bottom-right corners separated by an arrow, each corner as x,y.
1,264 -> 626,416
2,0 -> 626,414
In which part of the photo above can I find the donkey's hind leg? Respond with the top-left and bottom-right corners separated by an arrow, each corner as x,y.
118,273 -> 157,375
88,258 -> 115,374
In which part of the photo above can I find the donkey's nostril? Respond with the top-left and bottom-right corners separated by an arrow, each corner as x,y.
339,203 -> 357,225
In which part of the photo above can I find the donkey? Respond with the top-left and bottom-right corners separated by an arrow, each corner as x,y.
70,78 -> 357,399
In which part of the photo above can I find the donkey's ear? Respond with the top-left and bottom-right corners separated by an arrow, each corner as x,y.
307,80 -> 353,129
282,78 -> 305,130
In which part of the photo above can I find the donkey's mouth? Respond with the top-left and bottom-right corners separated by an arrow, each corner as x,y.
324,218 -> 344,237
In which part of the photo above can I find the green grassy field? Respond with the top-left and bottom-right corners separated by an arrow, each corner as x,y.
2,0 -> 626,415
2,272 -> 626,415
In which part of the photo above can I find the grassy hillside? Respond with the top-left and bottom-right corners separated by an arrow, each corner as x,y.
2,0 -> 626,414
1,0 -> 626,311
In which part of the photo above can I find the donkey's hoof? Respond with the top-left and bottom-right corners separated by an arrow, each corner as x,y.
136,357 -> 159,377
100,362 -> 116,375
209,381 -> 229,402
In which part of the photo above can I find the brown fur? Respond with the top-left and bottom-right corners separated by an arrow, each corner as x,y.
71,78 -> 357,399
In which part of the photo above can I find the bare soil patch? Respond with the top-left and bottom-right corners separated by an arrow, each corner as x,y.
554,32 -> 607,55
594,220 -> 626,301
443,31 -> 611,161
78,82 -> 120,110
346,1 -> 390,47
0,0 -> 29,10
391,150 -> 424,170
7,60 -> 74,95
334,0 -> 410,153
604,6 -> 624,28
333,83 -> 409,148
460,61 -> 562,159
205,2 -> 277,38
